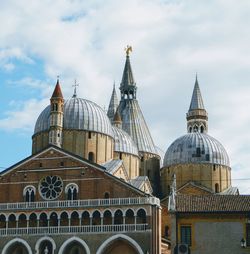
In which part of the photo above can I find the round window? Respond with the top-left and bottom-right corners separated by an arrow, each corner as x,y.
39,176 -> 63,200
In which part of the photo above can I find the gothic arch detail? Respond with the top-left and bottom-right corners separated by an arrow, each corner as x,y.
96,234 -> 144,254
2,238 -> 32,254
58,236 -> 90,254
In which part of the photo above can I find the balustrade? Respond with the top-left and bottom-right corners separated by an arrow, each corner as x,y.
0,223 -> 149,236
0,197 -> 160,211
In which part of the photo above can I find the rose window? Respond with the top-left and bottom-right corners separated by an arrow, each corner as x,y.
39,176 -> 63,200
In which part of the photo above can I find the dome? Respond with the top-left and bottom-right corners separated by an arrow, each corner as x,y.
163,132 -> 230,167
34,97 -> 114,137
112,126 -> 139,156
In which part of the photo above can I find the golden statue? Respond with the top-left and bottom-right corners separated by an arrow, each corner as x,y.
125,45 -> 132,56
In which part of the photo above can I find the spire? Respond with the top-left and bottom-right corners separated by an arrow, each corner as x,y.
189,74 -> 205,111
72,79 -> 79,98
107,82 -> 119,122
186,75 -> 208,134
113,108 -> 122,128
51,78 -> 63,98
120,46 -> 137,100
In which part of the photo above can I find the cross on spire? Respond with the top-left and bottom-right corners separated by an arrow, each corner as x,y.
73,79 -> 79,98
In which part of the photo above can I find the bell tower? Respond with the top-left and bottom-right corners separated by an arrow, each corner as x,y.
49,78 -> 64,147
120,46 -> 137,100
186,75 -> 208,133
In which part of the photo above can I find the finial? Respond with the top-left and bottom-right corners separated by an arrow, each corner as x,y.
113,80 -> 115,89
73,79 -> 79,98
125,45 -> 132,56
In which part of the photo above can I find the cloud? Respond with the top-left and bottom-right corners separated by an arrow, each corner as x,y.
0,0 -> 250,192
0,47 -> 33,71
7,77 -> 53,98
0,98 -> 48,132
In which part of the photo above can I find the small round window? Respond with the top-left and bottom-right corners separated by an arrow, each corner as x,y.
39,176 -> 63,200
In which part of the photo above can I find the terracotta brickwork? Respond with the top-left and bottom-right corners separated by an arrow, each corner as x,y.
161,163 -> 231,197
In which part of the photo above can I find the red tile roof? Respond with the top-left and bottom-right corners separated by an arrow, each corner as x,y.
51,79 -> 63,98
176,194 -> 250,213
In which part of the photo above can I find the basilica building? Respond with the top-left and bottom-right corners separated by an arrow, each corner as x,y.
0,47 -> 241,254
0,50 -> 162,254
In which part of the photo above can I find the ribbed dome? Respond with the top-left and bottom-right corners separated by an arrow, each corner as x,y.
163,132 -> 230,167
34,97 -> 114,137
112,126 -> 139,156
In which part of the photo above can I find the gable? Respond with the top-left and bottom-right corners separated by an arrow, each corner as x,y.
102,159 -> 129,181
0,146 -> 147,204
178,182 -> 213,195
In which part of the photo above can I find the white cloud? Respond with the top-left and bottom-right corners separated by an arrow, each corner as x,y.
0,99 -> 48,132
0,0 -> 250,192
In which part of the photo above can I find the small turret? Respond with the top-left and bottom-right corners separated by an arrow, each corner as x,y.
113,109 -> 122,128
49,78 -> 64,147
186,75 -> 208,133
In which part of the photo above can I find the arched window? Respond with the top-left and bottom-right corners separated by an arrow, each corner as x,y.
8,214 -> 16,228
88,152 -> 95,162
114,210 -> 123,225
103,210 -> 112,225
215,183 -> 220,193
104,192 -> 110,199
65,183 -> 78,201
200,125 -> 204,133
39,213 -> 48,227
50,212 -> 58,227
82,211 -> 90,225
29,213 -> 37,228
125,209 -> 135,224
193,125 -> 198,132
189,127 -> 192,133
52,103 -> 58,111
60,212 -> 69,226
71,211 -> 80,226
23,185 -> 36,203
0,214 -> 6,228
92,210 -> 101,225
137,209 -> 146,224
18,213 -> 27,228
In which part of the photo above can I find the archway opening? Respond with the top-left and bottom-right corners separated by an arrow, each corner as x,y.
4,242 -> 29,254
125,209 -> 134,224
0,214 -> 6,228
62,241 -> 87,254
103,210 -> 112,225
71,211 -> 80,226
81,211 -> 90,226
101,239 -> 139,254
29,213 -> 37,227
136,209 -> 146,224
39,240 -> 53,254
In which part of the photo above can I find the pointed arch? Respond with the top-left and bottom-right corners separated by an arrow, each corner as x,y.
2,238 -> 32,254
35,236 -> 56,254
96,234 -> 143,254
58,236 -> 90,254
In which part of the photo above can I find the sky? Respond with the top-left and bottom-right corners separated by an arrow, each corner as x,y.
0,0 -> 250,193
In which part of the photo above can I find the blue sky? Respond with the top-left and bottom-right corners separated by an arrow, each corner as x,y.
0,0 -> 250,192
